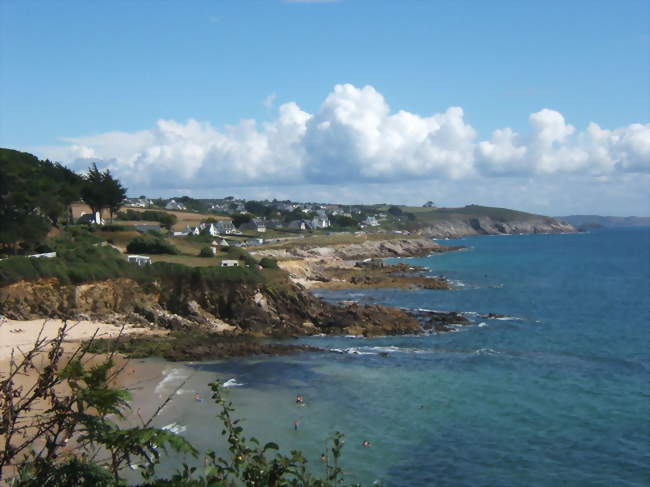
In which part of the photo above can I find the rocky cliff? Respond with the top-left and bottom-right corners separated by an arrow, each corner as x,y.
0,275 -> 421,338
415,215 -> 576,238
255,237 -> 454,260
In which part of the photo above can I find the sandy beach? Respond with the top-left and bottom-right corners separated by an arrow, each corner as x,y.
0,318 -> 161,362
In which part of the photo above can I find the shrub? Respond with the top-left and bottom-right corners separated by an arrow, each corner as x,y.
101,224 -> 129,232
199,246 -> 215,257
259,256 -> 279,269
0,245 -> 140,286
126,236 -> 179,255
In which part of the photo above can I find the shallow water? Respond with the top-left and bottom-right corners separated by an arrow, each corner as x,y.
146,228 -> 650,486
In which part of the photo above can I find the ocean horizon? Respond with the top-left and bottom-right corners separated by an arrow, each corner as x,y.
142,227 -> 649,486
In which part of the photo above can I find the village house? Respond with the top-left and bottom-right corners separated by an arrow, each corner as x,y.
220,259 -> 239,267
363,216 -> 380,227
215,220 -> 236,234
164,199 -> 186,211
287,220 -> 308,231
77,212 -> 105,225
238,218 -> 266,233
311,215 -> 331,229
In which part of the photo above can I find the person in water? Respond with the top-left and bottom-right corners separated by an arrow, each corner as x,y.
362,440 -> 371,447
194,393 -> 203,402
295,394 -> 304,404
293,420 -> 300,431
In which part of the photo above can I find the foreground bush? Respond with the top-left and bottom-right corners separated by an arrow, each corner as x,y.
0,324 -> 363,486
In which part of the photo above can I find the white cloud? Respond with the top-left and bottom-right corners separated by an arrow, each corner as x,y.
32,84 -> 650,203
476,108 -> 650,177
263,92 -> 277,109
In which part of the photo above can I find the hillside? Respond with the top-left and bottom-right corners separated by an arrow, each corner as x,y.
558,215 -> 650,228
405,205 -> 576,237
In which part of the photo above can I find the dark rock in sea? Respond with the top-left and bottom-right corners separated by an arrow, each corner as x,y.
416,310 -> 471,333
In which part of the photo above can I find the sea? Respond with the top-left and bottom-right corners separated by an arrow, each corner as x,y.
147,228 -> 650,486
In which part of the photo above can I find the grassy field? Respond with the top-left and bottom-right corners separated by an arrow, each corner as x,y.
122,206 -> 229,230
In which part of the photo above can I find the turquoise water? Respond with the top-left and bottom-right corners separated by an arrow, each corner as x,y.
151,228 -> 650,486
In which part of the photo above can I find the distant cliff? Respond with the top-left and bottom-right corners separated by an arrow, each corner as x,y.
558,215 -> 650,228
411,205 -> 576,238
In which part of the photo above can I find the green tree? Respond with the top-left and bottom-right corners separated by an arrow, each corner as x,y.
387,206 -> 403,217
102,169 -> 127,223
0,149 -> 83,253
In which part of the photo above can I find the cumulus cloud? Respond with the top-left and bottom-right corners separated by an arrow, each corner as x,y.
477,109 -> 650,176
32,83 -> 650,194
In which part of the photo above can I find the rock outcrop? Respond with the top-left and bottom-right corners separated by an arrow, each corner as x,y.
0,275 -> 421,338
254,238 -> 455,260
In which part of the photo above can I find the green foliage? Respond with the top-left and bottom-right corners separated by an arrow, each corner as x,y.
81,163 -> 127,222
387,206 -> 403,216
330,215 -> 360,230
231,212 -> 252,227
0,148 -> 84,253
118,210 -> 178,230
198,246 -> 215,257
259,257 -> 279,269
244,200 -> 274,218
148,261 -> 263,285
173,196 -> 209,213
101,224 -> 130,232
127,236 -> 180,255
0,245 -> 140,286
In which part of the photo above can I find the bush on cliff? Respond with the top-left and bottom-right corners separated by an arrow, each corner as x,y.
259,256 -> 279,269
198,246 -> 215,257
0,245 -> 141,286
126,236 -> 180,255
0,244 -> 266,287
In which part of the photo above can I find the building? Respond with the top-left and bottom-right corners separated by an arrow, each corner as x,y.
287,220 -> 308,231
239,218 -> 266,233
220,259 -> 239,267
363,216 -> 380,227
127,255 -> 152,266
77,211 -> 104,225
215,220 -> 236,234
311,216 -> 331,229
165,199 -> 186,211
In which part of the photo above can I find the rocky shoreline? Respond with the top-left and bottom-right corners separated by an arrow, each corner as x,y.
0,237 -> 478,360
254,237 -> 460,290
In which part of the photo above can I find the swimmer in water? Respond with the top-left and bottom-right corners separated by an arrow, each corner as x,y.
194,393 -> 203,402
293,420 -> 300,431
362,440 -> 371,447
295,394 -> 304,405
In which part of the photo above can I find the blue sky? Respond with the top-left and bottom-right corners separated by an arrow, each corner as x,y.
1,0 -> 649,215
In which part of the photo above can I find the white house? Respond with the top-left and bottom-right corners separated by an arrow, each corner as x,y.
77,211 -> 104,225
363,216 -> 380,227
165,199 -> 186,211
127,255 -> 152,266
215,220 -> 236,234
220,259 -> 239,267
288,220 -> 308,231
239,218 -> 266,233
311,216 -> 330,229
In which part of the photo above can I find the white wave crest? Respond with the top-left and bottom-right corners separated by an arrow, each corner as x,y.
162,422 -> 187,434
155,367 -> 189,396
223,378 -> 244,388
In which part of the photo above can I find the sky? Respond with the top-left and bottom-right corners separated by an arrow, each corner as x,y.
1,0 -> 648,216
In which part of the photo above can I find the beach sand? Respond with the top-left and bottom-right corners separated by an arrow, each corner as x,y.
0,318 -> 162,362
